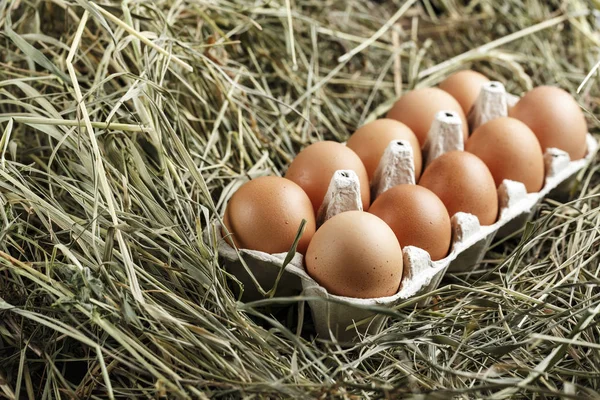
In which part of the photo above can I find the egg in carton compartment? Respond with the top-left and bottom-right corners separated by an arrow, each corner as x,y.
211,169 -> 365,302
210,81 -> 598,341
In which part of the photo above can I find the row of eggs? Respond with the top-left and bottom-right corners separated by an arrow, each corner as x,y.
222,70 -> 589,299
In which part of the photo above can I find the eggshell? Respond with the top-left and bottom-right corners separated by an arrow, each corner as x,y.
439,70 -> 490,115
466,117 -> 545,193
386,87 -> 468,146
419,151 -> 498,226
285,141 -> 370,212
346,119 -> 423,181
223,176 -> 316,254
305,211 -> 403,298
508,86 -> 588,160
369,185 -> 451,261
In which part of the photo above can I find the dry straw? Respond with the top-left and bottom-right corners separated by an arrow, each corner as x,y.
0,0 -> 599,398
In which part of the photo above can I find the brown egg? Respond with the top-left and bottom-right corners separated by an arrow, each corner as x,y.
223,176 -> 316,254
419,151 -> 498,225
305,211 -> 403,298
386,87 -> 468,146
369,185 -> 451,261
508,86 -> 588,160
439,70 -> 490,115
466,117 -> 545,193
285,141 -> 370,212
346,119 -> 423,181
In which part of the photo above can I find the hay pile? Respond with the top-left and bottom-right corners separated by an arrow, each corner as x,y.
0,0 -> 599,398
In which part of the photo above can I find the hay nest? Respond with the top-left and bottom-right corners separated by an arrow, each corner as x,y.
0,0 -> 599,398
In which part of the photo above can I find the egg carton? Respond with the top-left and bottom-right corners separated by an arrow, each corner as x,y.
211,82 -> 599,341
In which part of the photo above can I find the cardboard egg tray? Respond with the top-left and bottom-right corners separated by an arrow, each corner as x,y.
210,85 -> 599,342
